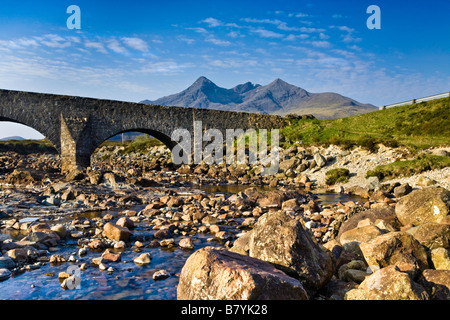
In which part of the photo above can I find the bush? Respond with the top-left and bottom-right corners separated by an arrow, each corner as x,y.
325,168 -> 350,185
118,135 -> 164,154
357,135 -> 379,153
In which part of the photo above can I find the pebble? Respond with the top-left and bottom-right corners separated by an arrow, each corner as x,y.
153,269 -> 170,281
133,253 -> 151,265
78,247 -> 87,257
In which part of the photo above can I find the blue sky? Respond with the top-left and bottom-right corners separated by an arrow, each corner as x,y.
1,0 -> 449,139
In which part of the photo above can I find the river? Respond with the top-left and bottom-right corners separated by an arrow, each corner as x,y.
0,185 -> 361,300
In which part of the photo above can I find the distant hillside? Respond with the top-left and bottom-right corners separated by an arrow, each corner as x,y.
141,76 -> 377,120
0,136 -> 25,141
281,96 -> 450,150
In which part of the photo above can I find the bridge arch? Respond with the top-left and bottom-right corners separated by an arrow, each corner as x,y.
0,117 -> 59,150
91,128 -> 178,156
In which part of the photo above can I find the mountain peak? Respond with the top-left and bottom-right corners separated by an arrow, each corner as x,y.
269,78 -> 292,87
192,76 -> 215,87
232,81 -> 260,94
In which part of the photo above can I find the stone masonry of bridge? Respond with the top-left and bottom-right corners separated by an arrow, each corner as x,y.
0,89 -> 286,172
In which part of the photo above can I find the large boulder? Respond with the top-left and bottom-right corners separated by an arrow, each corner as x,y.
339,225 -> 383,246
345,266 -> 429,300
395,187 -> 450,226
247,211 -> 333,296
418,269 -> 450,300
337,206 -> 400,241
360,232 -> 429,272
406,222 -> 450,250
177,247 -> 308,300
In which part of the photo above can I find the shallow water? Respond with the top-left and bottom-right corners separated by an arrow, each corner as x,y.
0,187 -> 361,300
0,214 -> 224,300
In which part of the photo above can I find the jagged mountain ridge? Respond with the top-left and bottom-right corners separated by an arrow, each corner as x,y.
141,76 -> 377,119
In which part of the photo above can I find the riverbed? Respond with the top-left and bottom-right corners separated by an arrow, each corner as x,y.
0,185 -> 361,300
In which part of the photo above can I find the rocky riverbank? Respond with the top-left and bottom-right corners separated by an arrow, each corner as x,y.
0,143 -> 449,300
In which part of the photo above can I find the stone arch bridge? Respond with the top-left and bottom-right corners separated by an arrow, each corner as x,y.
0,89 -> 286,172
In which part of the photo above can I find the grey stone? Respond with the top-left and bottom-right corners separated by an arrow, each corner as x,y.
0,268 -> 11,281
0,256 -> 16,270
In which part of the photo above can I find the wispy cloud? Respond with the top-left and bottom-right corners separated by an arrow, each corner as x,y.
85,40 -> 107,53
139,61 -> 191,74
201,17 -> 241,28
177,36 -> 195,44
202,17 -> 223,27
300,27 -> 326,33
309,41 -> 332,48
206,36 -> 231,46
186,27 -> 208,34
331,25 -> 362,43
107,39 -> 128,54
122,37 -> 149,52
251,28 -> 284,39
285,34 -> 309,41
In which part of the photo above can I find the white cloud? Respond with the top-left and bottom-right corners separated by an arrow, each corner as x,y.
251,28 -> 284,39
241,18 -> 282,25
319,33 -> 330,40
139,61 -> 189,74
342,33 -> 362,43
311,40 -> 332,48
300,27 -> 326,33
336,26 -> 355,33
202,17 -> 223,27
277,22 -> 302,32
186,27 -> 208,34
177,36 -> 195,44
206,36 -> 231,46
227,31 -> 241,38
285,34 -> 309,41
330,25 -> 362,43
85,41 -> 107,53
107,39 -> 128,54
41,34 -> 72,48
122,37 -> 149,52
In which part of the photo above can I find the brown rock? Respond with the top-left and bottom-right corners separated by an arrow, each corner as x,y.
345,266 -> 429,300
116,217 -> 135,229
154,228 -> 172,240
337,206 -> 400,241
339,225 -> 383,245
7,248 -> 28,263
395,187 -> 450,226
360,231 -> 429,272
178,237 -> 194,250
5,170 -> 35,185
406,222 -> 450,250
418,269 -> 450,300
103,222 -> 132,241
88,239 -> 107,250
248,211 -> 333,296
177,247 -> 309,300
101,249 -> 122,263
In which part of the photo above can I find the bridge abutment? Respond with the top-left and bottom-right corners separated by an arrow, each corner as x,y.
60,114 -> 92,172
